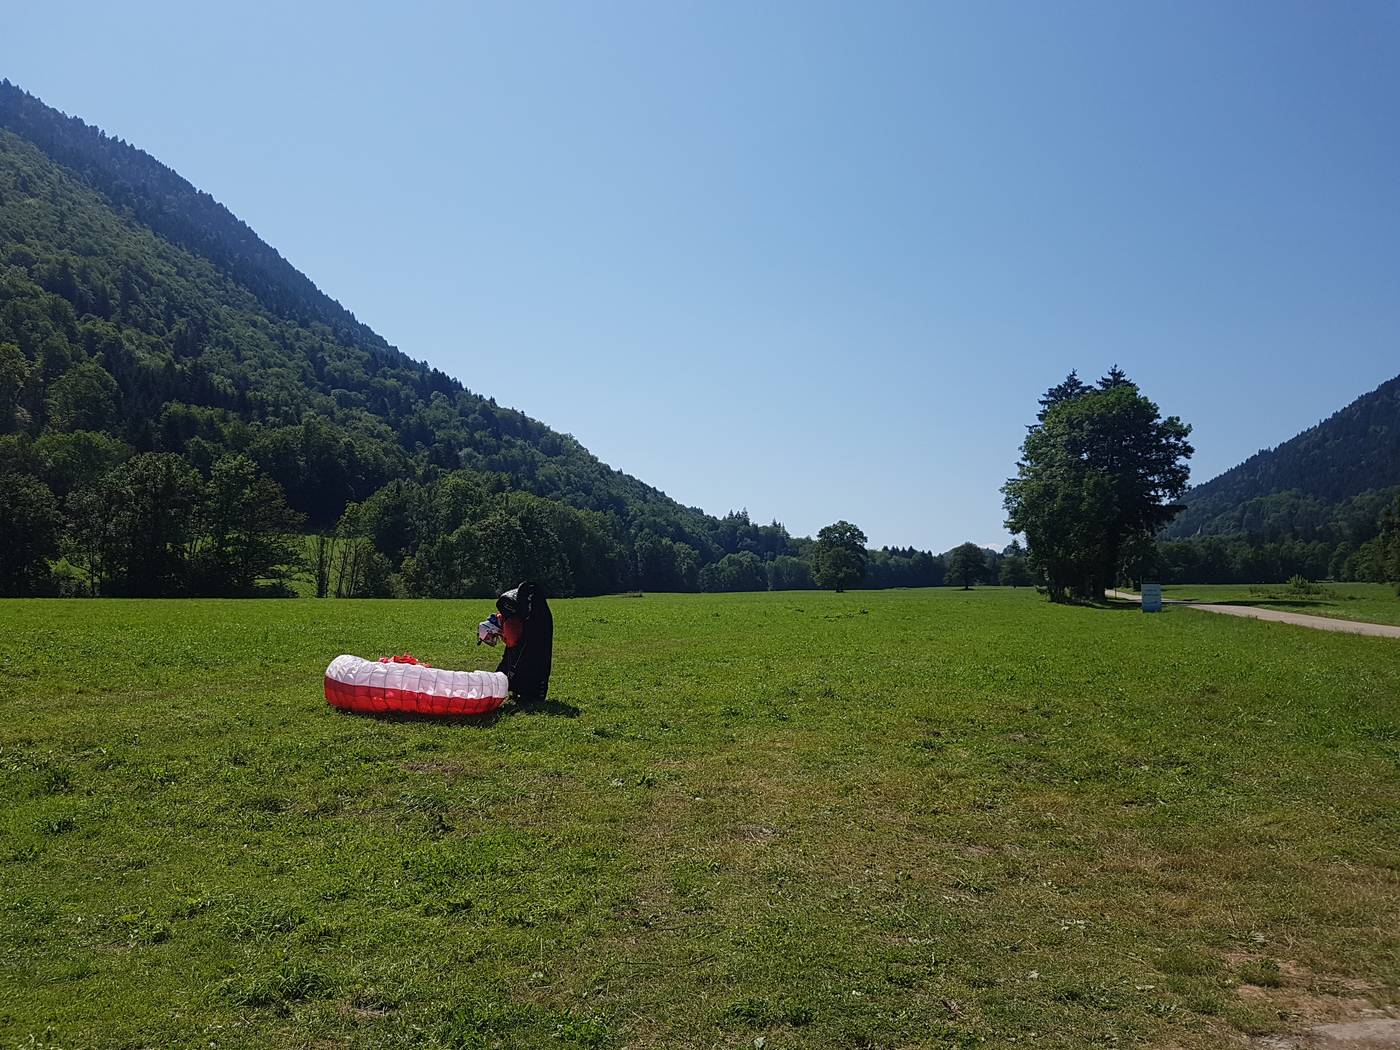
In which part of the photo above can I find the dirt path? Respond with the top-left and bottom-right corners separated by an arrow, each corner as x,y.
1255,1015 -> 1400,1048
1106,590 -> 1400,640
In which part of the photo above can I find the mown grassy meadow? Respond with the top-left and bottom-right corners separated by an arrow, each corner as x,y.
2,589 -> 1397,1049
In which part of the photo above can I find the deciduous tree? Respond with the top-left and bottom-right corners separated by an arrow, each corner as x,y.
812,521 -> 867,592
1004,371 -> 1192,601
947,542 -> 988,590
0,472 -> 60,593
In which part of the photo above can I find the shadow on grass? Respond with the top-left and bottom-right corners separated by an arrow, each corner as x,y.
1088,596 -> 1204,612
1082,595 -> 1155,611
332,697 -> 581,728
1098,599 -> 1145,612
334,707 -> 504,728
506,698 -> 581,719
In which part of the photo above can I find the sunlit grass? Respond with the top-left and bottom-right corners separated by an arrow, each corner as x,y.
2,590 -> 1397,1048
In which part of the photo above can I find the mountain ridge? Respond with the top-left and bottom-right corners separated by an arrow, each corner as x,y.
1152,372 -> 1400,584
1166,372 -> 1400,538
0,80 -> 706,528
0,79 -> 388,356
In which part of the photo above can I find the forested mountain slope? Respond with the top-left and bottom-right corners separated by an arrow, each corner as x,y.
0,79 -> 710,534
0,80 -> 383,347
1165,374 -> 1400,538
0,81 -> 947,596
1155,374 -> 1400,583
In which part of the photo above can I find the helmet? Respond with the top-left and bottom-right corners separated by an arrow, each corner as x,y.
495,586 -> 520,617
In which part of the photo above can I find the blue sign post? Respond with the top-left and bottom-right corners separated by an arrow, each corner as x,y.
1142,583 -> 1163,612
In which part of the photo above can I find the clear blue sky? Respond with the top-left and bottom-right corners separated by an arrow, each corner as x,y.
7,1 -> 1399,551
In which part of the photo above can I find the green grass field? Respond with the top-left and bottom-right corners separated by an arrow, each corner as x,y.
1146,582 -> 1400,628
3,590 -> 1398,1049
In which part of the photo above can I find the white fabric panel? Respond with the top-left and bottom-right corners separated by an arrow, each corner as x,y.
325,655 -> 509,700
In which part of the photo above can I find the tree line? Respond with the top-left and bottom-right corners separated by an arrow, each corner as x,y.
0,437 -> 1012,596
1149,486 -> 1400,585
1151,501 -> 1400,586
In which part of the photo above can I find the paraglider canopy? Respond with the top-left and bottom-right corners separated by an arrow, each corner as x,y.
324,654 -> 508,717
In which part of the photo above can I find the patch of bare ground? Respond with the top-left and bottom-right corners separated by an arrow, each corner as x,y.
399,759 -> 465,775
1253,1014 -> 1400,1048
1224,954 -> 1400,1049
734,823 -> 780,843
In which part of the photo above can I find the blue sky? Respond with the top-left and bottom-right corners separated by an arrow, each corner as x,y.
7,1 -> 1399,550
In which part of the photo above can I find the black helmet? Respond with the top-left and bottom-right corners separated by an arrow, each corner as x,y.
497,582 -> 542,618
495,586 -> 520,617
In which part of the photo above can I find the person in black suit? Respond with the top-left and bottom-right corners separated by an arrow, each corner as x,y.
494,581 -> 553,704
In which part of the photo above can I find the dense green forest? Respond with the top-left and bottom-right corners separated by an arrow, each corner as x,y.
1167,375 -> 1400,536
1154,374 -> 1400,584
0,81 -> 974,597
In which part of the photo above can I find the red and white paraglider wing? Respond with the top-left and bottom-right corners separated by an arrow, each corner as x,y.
324,655 -> 509,716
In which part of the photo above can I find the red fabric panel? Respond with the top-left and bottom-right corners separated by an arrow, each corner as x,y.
323,676 -> 505,717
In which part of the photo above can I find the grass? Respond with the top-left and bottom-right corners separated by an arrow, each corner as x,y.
1145,582 -> 1400,628
2,589 -> 1398,1049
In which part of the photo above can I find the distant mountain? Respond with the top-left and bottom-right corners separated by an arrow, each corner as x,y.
1152,374 -> 1400,584
1165,374 -> 1400,539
